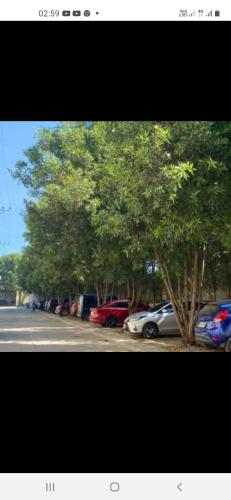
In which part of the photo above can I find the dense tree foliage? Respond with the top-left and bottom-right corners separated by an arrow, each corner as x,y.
12,121 -> 231,344
0,254 -> 21,290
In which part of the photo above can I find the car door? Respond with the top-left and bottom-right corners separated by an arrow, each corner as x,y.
110,301 -> 129,323
158,304 -> 179,334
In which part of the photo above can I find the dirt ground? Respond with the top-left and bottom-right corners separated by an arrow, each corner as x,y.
142,335 -> 223,352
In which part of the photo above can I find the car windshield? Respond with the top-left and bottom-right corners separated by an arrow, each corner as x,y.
199,304 -> 220,317
149,301 -> 169,313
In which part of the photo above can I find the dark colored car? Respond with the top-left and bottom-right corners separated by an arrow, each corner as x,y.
47,298 -> 59,313
38,299 -> 46,311
77,294 -> 98,320
195,300 -> 231,351
0,299 -> 8,306
90,299 -> 148,327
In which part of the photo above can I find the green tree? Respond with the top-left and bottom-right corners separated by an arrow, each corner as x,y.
13,121 -> 231,344
0,254 -> 21,294
87,121 -> 231,343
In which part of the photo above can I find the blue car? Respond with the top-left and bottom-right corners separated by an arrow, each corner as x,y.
195,300 -> 231,352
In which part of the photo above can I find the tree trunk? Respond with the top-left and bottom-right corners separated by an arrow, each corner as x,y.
75,284 -> 79,303
197,244 -> 206,316
187,248 -> 199,345
127,279 -> 132,310
155,250 -> 187,339
103,282 -> 108,304
155,248 -> 202,346
184,258 -> 189,318
128,279 -> 142,314
152,275 -> 156,304
96,282 -> 101,307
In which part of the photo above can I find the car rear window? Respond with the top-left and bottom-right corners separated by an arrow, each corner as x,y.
111,301 -> 128,308
199,304 -> 220,317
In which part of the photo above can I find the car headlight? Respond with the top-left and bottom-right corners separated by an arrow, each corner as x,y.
206,321 -> 218,330
129,315 -> 147,321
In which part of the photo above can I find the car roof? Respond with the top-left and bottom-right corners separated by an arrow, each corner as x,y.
82,294 -> 97,297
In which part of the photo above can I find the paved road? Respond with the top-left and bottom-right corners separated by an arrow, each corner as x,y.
0,307 -> 168,351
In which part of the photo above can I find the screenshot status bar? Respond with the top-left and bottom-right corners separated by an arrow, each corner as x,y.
0,0 -> 228,19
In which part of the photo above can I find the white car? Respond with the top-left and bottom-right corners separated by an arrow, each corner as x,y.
124,300 -> 207,338
123,301 -> 178,338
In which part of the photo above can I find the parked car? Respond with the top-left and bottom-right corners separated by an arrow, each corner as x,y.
195,300 -> 231,352
70,301 -> 78,316
77,294 -> 98,320
77,294 -> 119,321
0,299 -> 8,306
55,299 -> 70,316
90,299 -> 148,327
124,300 -> 207,338
38,299 -> 46,311
47,298 -> 58,313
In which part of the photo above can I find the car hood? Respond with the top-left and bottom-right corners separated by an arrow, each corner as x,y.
196,315 -> 214,323
125,310 -> 154,321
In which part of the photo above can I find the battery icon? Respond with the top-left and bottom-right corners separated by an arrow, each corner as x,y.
215,10 -> 220,16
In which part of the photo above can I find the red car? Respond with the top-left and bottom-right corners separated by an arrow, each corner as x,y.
89,299 -> 148,327
70,301 -> 78,316
55,301 -> 70,316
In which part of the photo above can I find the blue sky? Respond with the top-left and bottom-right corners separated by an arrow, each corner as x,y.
0,121 -> 58,256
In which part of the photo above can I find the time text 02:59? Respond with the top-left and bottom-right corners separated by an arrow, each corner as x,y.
39,10 -> 60,16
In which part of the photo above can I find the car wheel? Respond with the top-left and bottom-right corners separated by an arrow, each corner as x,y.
106,316 -> 118,328
82,311 -> 89,320
142,322 -> 159,339
225,337 -> 231,352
